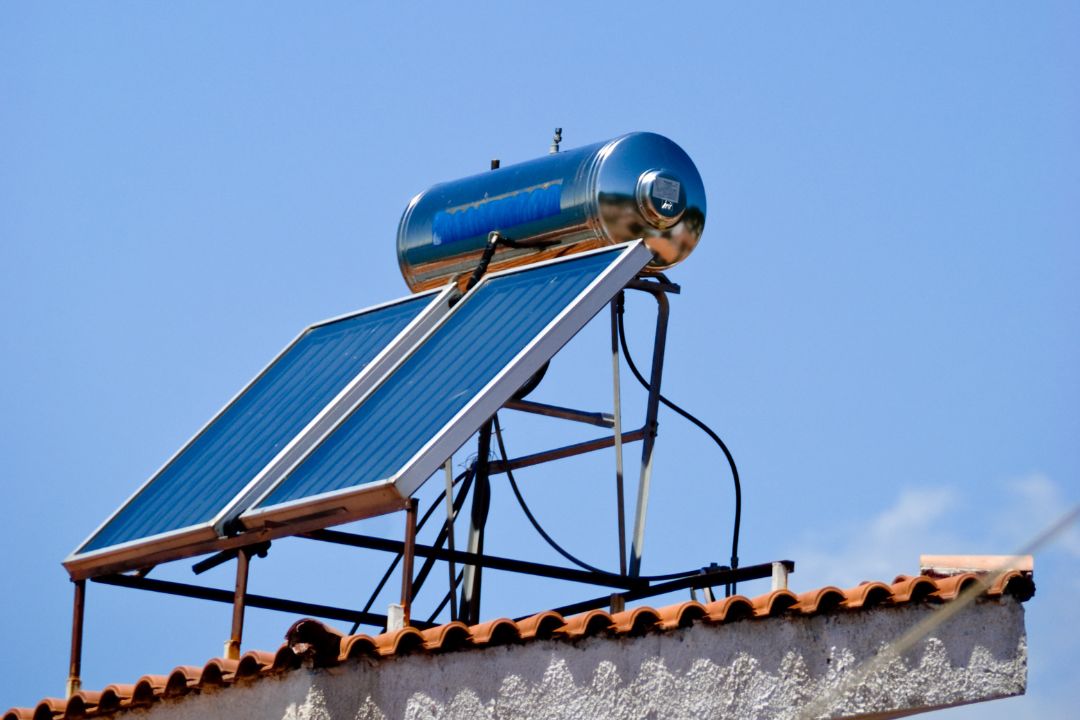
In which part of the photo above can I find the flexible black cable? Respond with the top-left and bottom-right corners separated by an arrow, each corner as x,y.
350,466 -> 474,633
616,299 -> 742,594
427,569 -> 465,623
493,414 -> 699,582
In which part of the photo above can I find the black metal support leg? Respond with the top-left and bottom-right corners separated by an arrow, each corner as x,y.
461,420 -> 493,624
225,547 -> 252,660
66,579 -> 85,698
628,290 -> 670,577
400,499 -> 418,627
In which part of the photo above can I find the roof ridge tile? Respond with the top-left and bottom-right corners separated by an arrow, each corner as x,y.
4,573 -> 1036,720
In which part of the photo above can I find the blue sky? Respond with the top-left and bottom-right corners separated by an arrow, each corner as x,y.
2,2 -> 1077,716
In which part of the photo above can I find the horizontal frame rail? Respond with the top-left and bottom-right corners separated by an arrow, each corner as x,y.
91,573 -> 430,629
503,399 -> 615,428
530,560 -> 795,619
489,429 -> 645,475
301,529 -> 645,591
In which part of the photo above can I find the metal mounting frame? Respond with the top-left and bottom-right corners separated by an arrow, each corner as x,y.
62,255 -> 784,699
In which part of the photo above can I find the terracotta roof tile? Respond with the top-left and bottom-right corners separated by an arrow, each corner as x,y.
373,626 -> 425,656
466,617 -> 520,646
64,690 -> 101,719
3,572 -> 1036,720
794,586 -> 846,614
842,581 -> 893,609
338,633 -> 377,661
95,686 -> 133,714
419,620 -> 472,652
751,589 -> 799,617
703,594 -> 755,623
161,668 -> 199,698
235,651 -> 276,680
515,610 -> 565,640
558,608 -> 614,639
196,658 -> 236,688
610,606 -> 661,635
656,600 -> 706,630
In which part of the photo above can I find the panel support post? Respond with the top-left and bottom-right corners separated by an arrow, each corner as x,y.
225,548 -> 251,660
628,291 -> 670,577
66,579 -> 86,698
771,561 -> 789,591
400,498 -> 419,627
461,419 -> 493,625
610,296 -> 628,576
443,458 -> 459,621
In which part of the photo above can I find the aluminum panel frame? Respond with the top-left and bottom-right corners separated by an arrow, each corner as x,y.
63,286 -> 457,580
237,241 -> 652,532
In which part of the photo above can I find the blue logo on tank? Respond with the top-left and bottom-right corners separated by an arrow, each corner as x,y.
432,181 -> 563,246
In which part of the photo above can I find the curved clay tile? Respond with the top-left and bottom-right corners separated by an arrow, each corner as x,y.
516,611 -> 566,640
558,609 -> 615,639
236,651 -> 277,680
703,595 -> 754,623
285,618 -> 345,667
794,586 -> 846,615
889,575 -> 938,604
610,606 -> 661,635
62,690 -> 101,719
842,581 -> 892,610
990,570 -> 1036,601
931,572 -> 981,601
750,589 -> 799,618
468,618 -> 521,647
130,676 -> 165,708
198,658 -> 238,688
339,634 -> 378,661
31,698 -> 66,720
162,668 -> 200,698
373,627 -> 425,657
96,685 -> 135,712
271,644 -> 301,672
663,600 -> 707,630
2,708 -> 33,720
420,621 -> 472,652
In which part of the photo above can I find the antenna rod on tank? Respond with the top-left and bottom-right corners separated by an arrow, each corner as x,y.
550,127 -> 562,154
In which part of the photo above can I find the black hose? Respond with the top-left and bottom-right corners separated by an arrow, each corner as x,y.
616,299 -> 742,594
493,414 -> 699,583
351,466 -> 474,633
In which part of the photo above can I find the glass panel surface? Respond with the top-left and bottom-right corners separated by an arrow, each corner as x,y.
78,295 -> 432,554
257,248 -> 626,509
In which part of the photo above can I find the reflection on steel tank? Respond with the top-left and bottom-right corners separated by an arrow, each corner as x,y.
396,132 -> 707,292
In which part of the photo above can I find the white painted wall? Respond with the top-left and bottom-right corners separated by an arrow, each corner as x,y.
135,598 -> 1026,720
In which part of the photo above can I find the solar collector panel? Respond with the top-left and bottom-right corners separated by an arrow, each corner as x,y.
67,291 -> 448,575
242,241 -> 652,527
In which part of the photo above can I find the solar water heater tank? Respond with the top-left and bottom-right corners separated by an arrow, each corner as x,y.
397,131 -> 706,292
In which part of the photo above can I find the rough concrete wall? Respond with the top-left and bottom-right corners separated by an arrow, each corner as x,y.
135,598 -> 1026,720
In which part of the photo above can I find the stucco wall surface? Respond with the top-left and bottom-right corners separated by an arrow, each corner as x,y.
128,598 -> 1026,720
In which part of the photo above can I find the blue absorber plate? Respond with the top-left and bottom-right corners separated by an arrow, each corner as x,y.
75,294 -> 433,556
254,245 -> 644,512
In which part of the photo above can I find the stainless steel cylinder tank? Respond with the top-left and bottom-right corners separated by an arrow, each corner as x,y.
396,132 -> 706,292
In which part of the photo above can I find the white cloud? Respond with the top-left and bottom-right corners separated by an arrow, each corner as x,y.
795,486 -> 962,588
1005,473 -> 1080,559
